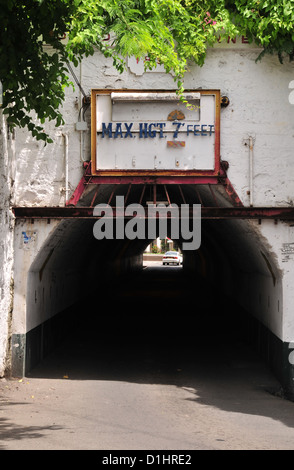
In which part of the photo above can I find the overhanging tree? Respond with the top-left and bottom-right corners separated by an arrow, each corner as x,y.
0,0 -> 293,143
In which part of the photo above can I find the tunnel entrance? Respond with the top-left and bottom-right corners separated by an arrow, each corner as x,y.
25,253 -> 283,419
26,260 -> 255,383
20,183 -> 284,395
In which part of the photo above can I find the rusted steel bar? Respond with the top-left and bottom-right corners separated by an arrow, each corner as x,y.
221,177 -> 243,207
194,187 -> 203,206
12,206 -> 294,220
90,184 -> 100,207
178,185 -> 186,204
107,187 -> 116,205
139,185 -> 146,205
124,183 -> 132,205
89,175 -> 220,185
65,161 -> 92,206
209,184 -> 219,207
163,185 -> 171,205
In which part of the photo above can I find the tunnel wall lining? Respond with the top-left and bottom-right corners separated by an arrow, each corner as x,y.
10,299 -> 294,402
11,218 -> 144,376
240,312 -> 294,400
11,303 -> 75,376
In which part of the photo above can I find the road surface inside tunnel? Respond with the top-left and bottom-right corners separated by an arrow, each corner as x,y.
27,260 -> 277,384
3,261 -> 294,450
29,261 -> 251,382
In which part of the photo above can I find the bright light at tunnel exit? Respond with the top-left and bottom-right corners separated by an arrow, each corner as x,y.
92,196 -> 201,250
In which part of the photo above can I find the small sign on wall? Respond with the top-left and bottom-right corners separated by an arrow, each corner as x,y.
91,89 -> 220,177
20,231 -> 37,250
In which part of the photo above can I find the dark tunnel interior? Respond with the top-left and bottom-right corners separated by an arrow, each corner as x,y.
25,184 -> 282,385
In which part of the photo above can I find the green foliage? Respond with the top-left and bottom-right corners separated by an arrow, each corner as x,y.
0,0 -> 72,143
225,0 -> 294,62
1,0 -> 294,142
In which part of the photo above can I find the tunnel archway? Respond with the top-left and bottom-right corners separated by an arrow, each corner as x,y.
21,183 -> 284,392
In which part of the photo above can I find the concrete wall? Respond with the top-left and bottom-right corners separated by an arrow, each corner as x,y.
12,39 -> 294,210
1,37 -> 294,382
10,218 -> 143,375
0,116 -> 15,376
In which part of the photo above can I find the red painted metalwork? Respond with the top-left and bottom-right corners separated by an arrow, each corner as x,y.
217,161 -> 243,207
218,162 -> 243,207
66,160 -> 243,208
66,89 -> 243,208
90,184 -> 100,207
86,175 -> 220,185
66,161 -> 92,206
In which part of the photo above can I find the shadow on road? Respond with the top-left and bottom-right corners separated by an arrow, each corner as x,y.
0,413 -> 63,450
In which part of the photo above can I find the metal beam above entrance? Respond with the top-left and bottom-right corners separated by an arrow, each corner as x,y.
12,206 -> 294,220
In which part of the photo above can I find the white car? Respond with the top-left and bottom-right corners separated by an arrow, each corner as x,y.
162,251 -> 183,266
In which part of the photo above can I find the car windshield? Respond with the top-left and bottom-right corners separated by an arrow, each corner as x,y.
165,252 -> 178,256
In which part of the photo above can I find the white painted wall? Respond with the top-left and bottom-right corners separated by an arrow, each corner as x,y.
1,38 -> 294,375
0,114 -> 16,375
255,220 -> 294,342
12,219 -> 61,335
12,40 -> 294,209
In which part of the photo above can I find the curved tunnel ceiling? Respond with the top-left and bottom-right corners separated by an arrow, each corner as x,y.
29,183 -> 280,291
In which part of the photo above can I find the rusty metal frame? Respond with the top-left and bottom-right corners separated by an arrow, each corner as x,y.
66,161 -> 243,207
66,160 -> 243,207
91,88 -> 221,178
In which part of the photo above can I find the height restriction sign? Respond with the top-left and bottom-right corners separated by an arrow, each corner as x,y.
91,89 -> 220,177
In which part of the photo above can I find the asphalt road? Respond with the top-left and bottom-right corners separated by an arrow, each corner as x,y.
1,262 -> 294,450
